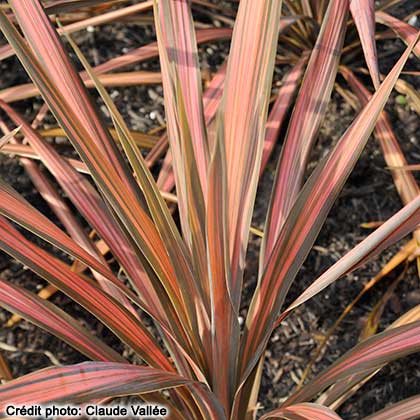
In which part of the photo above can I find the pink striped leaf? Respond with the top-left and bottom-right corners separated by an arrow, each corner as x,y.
240,33 -> 419,386
93,28 -> 231,74
154,1 -> 211,324
284,321 -> 420,405
206,135 -> 239,413
44,1 -> 128,14
350,0 -> 380,89
0,99 -> 168,321
341,66 -> 420,275
260,403 -> 343,420
341,67 -> 420,205
219,0 -> 283,306
0,278 -> 124,363
0,110 -> 134,308
0,106 -> 200,374
156,62 -> 227,194
156,0 -> 208,197
261,0 -> 349,265
0,362 -> 189,409
52,1 -> 153,36
8,0 -> 134,184
65,31 -> 210,373
260,56 -> 307,176
0,218 -> 173,371
0,143 -> 88,173
0,178 -> 152,313
317,304 -> 420,409
154,12 -> 300,196
285,193 -> 420,315
156,54 -> 306,197
0,13 -> 193,337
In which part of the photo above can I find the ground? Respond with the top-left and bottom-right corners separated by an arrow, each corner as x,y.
0,2 -> 419,419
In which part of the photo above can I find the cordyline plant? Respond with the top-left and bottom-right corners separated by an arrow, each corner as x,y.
0,0 -> 419,419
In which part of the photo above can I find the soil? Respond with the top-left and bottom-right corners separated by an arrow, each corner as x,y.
0,2 -> 420,419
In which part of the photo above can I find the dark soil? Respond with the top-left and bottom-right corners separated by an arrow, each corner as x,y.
0,2 -> 420,419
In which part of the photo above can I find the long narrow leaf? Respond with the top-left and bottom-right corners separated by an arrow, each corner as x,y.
0,362 -> 188,408
207,134 -> 238,414
154,1 -> 211,327
0,278 -> 124,363
156,0 -> 209,196
8,0 -> 135,186
261,0 -> 349,265
65,29 -> 210,375
260,56 -> 307,176
0,15 -> 194,344
317,304 -> 420,409
284,321 -> 420,405
350,0 -> 380,89
341,66 -> 420,275
0,218 -> 173,371
0,99 -> 170,322
220,0 -> 283,306
240,34 -> 419,388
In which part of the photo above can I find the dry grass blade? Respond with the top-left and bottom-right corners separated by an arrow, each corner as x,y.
395,78 -> 420,116
0,354 -> 12,381
39,127 -> 159,149
0,143 -> 88,174
0,126 -> 20,149
359,263 -> 408,340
